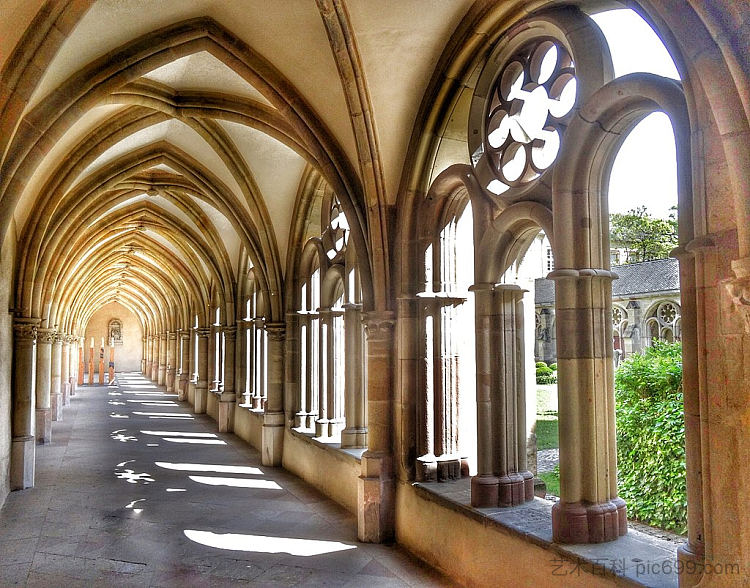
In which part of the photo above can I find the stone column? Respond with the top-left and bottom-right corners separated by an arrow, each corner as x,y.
217,325 -> 236,432
207,324 -> 216,392
550,269 -> 626,544
194,327 -> 210,413
253,319 -> 266,409
188,328 -> 196,403
11,318 -> 39,489
315,310 -> 331,437
157,334 -> 167,386
148,335 -> 157,380
493,285 -> 533,504
469,284 -> 499,505
165,331 -> 177,392
61,337 -> 70,406
674,245 -> 706,585
358,312 -> 395,543
50,334 -> 63,421
77,338 -> 84,388
178,331 -> 190,401
35,328 -> 54,444
262,323 -> 285,466
141,337 -> 147,374
342,303 -> 366,447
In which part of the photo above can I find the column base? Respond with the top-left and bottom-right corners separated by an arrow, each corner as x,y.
315,418 -> 330,438
36,408 -> 52,444
552,498 -> 627,543
471,474 -> 499,507
498,471 -> 535,506
10,436 -> 35,490
358,451 -> 394,543
416,455 -> 437,482
436,455 -> 462,482
676,541 -> 705,587
341,427 -> 367,449
194,385 -> 207,414
217,396 -> 236,433
261,411 -> 285,466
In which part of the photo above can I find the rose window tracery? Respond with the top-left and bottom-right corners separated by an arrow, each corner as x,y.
471,38 -> 578,196
657,302 -> 677,324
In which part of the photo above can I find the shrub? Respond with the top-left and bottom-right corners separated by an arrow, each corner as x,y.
535,363 -> 556,385
615,341 -> 686,534
549,363 -> 557,371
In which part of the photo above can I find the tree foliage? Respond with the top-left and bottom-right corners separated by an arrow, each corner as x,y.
615,341 -> 686,533
610,206 -> 678,264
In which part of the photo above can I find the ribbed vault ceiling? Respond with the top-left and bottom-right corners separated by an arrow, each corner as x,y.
0,0 -> 474,338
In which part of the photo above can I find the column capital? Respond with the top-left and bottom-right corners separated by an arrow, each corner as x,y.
265,322 -> 286,341
178,330 -> 190,341
195,327 -> 211,338
53,333 -> 66,345
37,328 -> 56,344
13,317 -> 40,341
223,325 -> 238,339
547,268 -> 617,281
167,331 -> 177,340
362,311 -> 395,340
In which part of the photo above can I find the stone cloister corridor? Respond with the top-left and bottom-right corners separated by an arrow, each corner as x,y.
1,1 -> 749,586
0,374 -> 446,586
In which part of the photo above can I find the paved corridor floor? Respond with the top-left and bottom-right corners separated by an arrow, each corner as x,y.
0,374 -> 450,587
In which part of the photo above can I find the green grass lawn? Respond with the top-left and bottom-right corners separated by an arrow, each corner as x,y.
539,467 -> 560,496
535,414 -> 559,450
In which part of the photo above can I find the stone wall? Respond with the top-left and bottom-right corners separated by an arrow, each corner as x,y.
83,302 -> 143,373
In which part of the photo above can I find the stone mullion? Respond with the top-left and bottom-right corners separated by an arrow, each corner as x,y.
305,314 -> 318,426
513,294 -> 530,482
330,310 -> 346,435
207,325 -> 217,392
11,318 -> 39,489
415,300 -> 435,480
293,314 -> 308,427
60,337 -> 70,406
35,328 -> 55,444
178,331 -> 190,401
50,334 -> 63,421
550,269 -> 626,544
283,313 -> 300,419
157,334 -> 167,386
341,303 -> 366,448
166,331 -> 177,393
316,309 -> 331,437
253,318 -> 265,409
433,301 -> 446,462
194,327 -> 210,413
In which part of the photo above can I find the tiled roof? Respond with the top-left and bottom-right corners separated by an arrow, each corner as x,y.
534,257 -> 680,304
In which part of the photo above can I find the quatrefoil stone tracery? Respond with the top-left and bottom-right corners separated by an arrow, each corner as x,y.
480,39 -> 577,195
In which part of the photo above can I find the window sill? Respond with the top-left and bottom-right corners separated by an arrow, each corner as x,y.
289,427 -> 366,462
414,478 -> 685,588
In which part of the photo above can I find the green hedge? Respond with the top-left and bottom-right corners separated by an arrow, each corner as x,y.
536,362 -> 557,385
615,341 -> 686,533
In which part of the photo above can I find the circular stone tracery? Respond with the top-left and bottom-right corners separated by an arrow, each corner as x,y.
476,39 -> 577,196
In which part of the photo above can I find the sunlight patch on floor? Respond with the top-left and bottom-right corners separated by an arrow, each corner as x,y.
188,475 -> 281,489
183,530 -> 356,556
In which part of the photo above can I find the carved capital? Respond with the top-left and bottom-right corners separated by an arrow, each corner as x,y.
195,327 -> 211,338
223,325 -> 237,341
13,318 -> 40,341
37,328 -> 56,345
362,311 -> 395,341
265,322 -> 286,341
167,331 -> 177,341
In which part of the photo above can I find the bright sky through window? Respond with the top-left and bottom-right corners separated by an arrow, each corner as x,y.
591,9 -> 680,220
